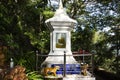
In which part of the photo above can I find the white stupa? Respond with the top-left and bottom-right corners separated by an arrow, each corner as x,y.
42,0 -> 78,66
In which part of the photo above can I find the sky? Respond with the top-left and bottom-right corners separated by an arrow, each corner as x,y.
48,0 -> 59,8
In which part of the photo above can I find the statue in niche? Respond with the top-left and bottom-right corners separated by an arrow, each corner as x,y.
56,33 -> 66,48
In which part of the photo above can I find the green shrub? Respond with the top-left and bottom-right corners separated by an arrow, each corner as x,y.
27,71 -> 43,80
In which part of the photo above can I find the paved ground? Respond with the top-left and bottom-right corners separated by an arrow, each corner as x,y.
95,75 -> 105,80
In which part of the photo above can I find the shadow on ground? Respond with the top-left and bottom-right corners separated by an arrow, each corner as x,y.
94,68 -> 120,80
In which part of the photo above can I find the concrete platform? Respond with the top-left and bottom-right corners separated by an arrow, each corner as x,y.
62,74 -> 95,80
63,77 -> 95,80
44,74 -> 95,80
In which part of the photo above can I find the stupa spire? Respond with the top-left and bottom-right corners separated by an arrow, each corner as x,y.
59,0 -> 63,9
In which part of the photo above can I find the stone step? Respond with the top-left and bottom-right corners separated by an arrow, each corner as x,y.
59,74 -> 95,80
44,74 -> 95,80
63,77 -> 95,80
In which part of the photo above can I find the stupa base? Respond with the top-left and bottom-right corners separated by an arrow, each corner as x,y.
41,51 -> 78,67
44,74 -> 95,80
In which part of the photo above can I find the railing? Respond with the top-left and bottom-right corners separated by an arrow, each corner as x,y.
35,52 -> 94,77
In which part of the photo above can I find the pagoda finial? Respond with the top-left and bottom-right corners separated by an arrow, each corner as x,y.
59,0 -> 63,9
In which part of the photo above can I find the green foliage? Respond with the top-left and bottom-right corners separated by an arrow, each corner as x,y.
71,26 -> 96,51
0,0 -> 49,71
68,0 -> 120,74
13,51 -> 36,71
101,58 -> 116,73
43,10 -> 54,19
27,71 -> 43,80
64,0 -> 85,18
24,30 -> 50,53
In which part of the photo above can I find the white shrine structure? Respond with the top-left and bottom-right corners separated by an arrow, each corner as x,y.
43,0 -> 77,65
41,0 -> 95,80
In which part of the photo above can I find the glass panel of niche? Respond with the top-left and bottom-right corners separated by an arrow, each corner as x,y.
56,33 -> 66,48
